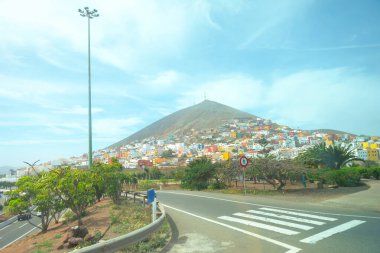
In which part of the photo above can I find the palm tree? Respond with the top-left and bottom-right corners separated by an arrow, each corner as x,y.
298,142 -> 363,169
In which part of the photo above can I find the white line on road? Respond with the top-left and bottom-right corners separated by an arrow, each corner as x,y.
260,208 -> 337,221
247,210 -> 326,225
0,224 -> 11,232
159,191 -> 380,219
18,223 -> 28,229
0,223 -> 41,250
219,216 -> 299,235
163,204 -> 302,253
233,212 -> 314,230
300,220 -> 366,244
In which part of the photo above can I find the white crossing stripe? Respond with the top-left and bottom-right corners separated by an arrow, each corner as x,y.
247,210 -> 326,225
218,216 -> 299,235
300,220 -> 366,244
233,212 -> 314,230
260,208 -> 337,221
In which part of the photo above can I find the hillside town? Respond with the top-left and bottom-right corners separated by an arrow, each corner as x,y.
8,117 -> 380,178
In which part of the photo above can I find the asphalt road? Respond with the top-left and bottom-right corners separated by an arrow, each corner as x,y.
157,190 -> 380,253
0,214 -> 41,250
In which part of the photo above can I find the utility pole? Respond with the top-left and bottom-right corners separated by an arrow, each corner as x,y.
78,7 -> 99,169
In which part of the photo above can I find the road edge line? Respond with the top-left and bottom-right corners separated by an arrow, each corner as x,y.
0,223 -> 41,250
160,191 -> 380,219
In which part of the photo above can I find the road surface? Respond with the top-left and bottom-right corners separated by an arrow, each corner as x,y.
157,190 -> 380,253
0,215 -> 41,250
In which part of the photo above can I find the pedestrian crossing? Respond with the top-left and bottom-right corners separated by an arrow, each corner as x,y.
218,207 -> 366,244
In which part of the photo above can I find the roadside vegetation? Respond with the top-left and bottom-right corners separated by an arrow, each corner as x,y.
168,142 -> 379,193
2,158 -> 169,252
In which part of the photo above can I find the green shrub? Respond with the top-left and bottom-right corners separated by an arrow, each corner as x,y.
309,168 -> 362,187
137,180 -> 158,190
370,167 -> 380,180
322,168 -> 361,187
63,210 -> 75,222
208,181 -> 227,190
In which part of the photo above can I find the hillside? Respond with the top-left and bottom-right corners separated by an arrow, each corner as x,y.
109,100 -> 258,148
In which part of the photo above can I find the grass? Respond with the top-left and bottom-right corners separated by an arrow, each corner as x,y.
102,200 -> 170,253
33,240 -> 53,253
120,219 -> 171,253
54,234 -> 62,239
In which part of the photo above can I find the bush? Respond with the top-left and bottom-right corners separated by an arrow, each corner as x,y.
308,168 -> 362,187
319,168 -> 361,187
354,167 -> 380,180
369,167 -> 380,180
208,181 -> 227,190
137,180 -> 158,190
180,158 -> 215,190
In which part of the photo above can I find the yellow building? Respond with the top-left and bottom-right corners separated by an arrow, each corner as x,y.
362,142 -> 369,149
367,148 -> 379,161
218,146 -> 225,152
371,136 -> 379,141
230,132 -> 237,138
370,143 -> 380,149
222,152 -> 231,161
325,140 -> 333,146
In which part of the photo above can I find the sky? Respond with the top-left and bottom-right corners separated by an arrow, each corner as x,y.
1,0 -> 380,168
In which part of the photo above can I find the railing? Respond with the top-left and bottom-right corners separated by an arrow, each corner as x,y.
71,195 -> 165,253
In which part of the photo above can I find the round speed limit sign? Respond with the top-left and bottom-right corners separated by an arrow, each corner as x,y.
239,155 -> 248,167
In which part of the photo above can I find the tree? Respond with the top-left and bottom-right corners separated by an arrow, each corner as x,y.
181,157 -> 215,190
104,158 -> 125,205
91,162 -> 106,202
221,160 -> 241,187
252,157 -> 304,191
297,142 -> 363,169
5,173 -> 64,232
51,167 -> 95,226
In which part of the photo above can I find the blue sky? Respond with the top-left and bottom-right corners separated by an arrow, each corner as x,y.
1,0 -> 380,167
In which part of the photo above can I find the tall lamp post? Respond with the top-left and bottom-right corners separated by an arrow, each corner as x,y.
78,7 -> 99,169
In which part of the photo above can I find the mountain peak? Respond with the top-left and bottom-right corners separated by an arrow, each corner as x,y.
109,100 -> 257,148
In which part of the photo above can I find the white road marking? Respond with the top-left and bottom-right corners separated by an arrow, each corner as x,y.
163,204 -> 301,253
159,191 -> 380,219
260,208 -> 337,221
219,216 -> 299,235
158,191 -> 380,220
0,224 -> 40,250
233,212 -> 314,230
247,210 -> 326,225
0,224 -> 11,232
18,223 -> 28,228
300,220 -> 366,244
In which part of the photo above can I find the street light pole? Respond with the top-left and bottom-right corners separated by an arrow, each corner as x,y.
78,7 -> 99,169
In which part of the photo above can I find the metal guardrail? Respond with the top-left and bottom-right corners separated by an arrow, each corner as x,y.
71,202 -> 166,253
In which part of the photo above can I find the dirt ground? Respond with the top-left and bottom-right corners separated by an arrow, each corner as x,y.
1,182 -> 370,253
2,198 -> 115,253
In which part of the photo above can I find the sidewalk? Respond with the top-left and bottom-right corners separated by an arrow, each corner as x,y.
322,179 -> 380,213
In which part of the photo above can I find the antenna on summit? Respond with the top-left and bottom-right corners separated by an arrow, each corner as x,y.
204,92 -> 206,101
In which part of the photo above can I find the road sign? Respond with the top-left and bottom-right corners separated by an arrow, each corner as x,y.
147,188 -> 155,205
239,155 -> 248,167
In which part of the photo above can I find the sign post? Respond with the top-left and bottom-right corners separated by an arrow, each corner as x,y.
147,188 -> 156,222
239,155 -> 249,195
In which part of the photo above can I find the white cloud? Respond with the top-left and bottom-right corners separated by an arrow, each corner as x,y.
93,117 -> 143,137
265,68 -> 380,134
